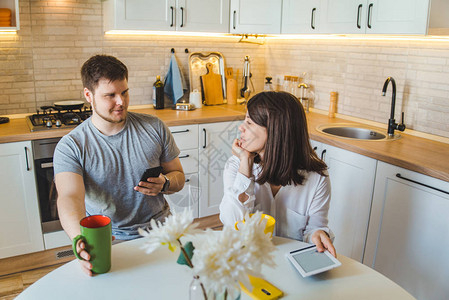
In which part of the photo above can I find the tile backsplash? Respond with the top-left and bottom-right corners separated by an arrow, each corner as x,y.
0,0 -> 265,115
0,0 -> 448,139
265,38 -> 449,139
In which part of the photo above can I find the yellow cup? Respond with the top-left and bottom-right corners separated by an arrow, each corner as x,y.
235,213 -> 276,236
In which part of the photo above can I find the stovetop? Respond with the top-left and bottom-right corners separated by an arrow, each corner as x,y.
26,106 -> 93,132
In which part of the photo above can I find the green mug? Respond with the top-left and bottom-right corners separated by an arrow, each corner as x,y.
72,215 -> 112,274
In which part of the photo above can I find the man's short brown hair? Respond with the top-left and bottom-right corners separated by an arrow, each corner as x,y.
81,55 -> 128,93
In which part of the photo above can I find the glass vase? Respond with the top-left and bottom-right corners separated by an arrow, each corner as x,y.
208,286 -> 241,300
190,276 -> 207,300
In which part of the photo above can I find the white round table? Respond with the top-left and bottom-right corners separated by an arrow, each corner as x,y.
17,236 -> 414,299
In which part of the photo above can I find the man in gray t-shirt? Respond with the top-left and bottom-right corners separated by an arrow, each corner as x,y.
54,55 -> 185,276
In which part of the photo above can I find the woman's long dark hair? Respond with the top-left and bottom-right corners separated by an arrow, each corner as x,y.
247,91 -> 327,186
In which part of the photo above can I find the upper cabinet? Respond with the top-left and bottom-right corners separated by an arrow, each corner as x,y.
0,0 -> 20,30
282,0 -> 321,34
230,0 -> 282,34
320,0 -> 430,34
103,0 -> 442,36
366,0 -> 430,34
103,0 -> 229,33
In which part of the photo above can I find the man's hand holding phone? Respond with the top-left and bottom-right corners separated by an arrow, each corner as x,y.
134,166 -> 165,196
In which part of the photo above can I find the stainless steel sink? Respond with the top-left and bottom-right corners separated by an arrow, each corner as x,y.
316,123 -> 400,141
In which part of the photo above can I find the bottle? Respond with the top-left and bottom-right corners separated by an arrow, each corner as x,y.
153,75 -> 164,109
264,77 -> 273,91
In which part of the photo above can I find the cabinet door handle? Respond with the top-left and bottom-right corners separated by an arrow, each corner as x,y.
171,129 -> 190,134
233,10 -> 236,30
313,146 -> 318,151
321,149 -> 326,161
367,3 -> 373,29
24,147 -> 30,171
357,4 -> 362,29
170,6 -> 174,27
396,173 -> 449,195
185,179 -> 190,183
202,128 -> 207,148
179,154 -> 190,159
180,7 -> 184,27
311,8 -> 316,30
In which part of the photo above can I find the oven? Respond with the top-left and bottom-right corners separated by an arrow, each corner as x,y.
32,137 -> 62,233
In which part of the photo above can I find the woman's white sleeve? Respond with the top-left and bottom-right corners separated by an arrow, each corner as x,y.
303,174 -> 335,243
219,156 -> 255,227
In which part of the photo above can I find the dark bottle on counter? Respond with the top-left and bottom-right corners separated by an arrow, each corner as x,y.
153,75 -> 164,109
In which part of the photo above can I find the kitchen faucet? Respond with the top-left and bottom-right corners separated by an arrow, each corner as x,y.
382,76 -> 406,137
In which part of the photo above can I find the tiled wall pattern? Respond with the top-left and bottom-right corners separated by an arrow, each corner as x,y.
0,0 -> 265,115
0,0 -> 448,139
0,0 -> 33,113
265,38 -> 449,138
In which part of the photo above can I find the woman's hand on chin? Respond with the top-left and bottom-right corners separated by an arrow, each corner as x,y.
311,230 -> 337,258
232,138 -> 255,160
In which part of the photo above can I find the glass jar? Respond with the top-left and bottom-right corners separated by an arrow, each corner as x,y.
290,76 -> 299,96
282,75 -> 291,92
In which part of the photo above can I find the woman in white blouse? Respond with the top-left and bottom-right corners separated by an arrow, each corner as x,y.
219,91 -> 336,257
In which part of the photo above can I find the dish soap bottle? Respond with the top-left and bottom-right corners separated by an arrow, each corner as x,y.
153,75 -> 164,109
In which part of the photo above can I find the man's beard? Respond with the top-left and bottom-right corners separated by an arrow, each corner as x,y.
92,98 -> 127,124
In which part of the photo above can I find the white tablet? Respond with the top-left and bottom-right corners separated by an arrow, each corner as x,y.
286,245 -> 341,277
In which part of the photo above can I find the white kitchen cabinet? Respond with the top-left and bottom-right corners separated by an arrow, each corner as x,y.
320,0 -> 368,34
165,173 -> 199,218
230,0 -> 282,34
177,0 -> 229,33
0,141 -> 44,259
198,121 -> 240,217
364,161 -> 449,300
0,0 -> 19,30
365,0 -> 430,34
103,0 -> 229,33
320,0 -> 430,35
311,140 -> 377,262
282,0 -> 321,34
166,125 -> 200,217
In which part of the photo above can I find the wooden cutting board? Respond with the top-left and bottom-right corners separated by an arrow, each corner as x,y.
201,63 -> 223,105
226,68 -> 237,105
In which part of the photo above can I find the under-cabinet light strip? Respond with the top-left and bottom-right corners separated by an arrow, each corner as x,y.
104,30 -> 233,38
105,30 -> 449,42
0,30 -> 17,34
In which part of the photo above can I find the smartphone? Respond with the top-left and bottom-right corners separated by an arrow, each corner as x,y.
140,166 -> 162,183
240,275 -> 283,300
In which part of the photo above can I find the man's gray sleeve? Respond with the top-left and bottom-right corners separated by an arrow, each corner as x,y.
53,136 -> 83,176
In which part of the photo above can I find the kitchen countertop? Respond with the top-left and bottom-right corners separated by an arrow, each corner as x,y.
1,104 -> 448,182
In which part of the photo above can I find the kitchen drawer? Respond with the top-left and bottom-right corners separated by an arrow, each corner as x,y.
169,125 -> 198,150
44,231 -> 71,250
165,173 -> 199,218
179,149 -> 198,174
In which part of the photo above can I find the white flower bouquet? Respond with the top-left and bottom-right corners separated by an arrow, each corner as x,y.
138,210 -> 276,299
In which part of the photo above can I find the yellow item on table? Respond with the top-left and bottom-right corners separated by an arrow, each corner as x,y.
235,213 -> 276,236
240,275 -> 284,300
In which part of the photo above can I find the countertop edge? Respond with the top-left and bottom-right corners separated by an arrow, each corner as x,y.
1,106 -> 448,183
